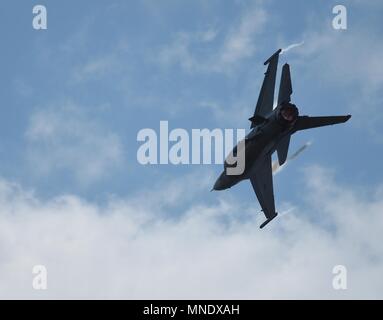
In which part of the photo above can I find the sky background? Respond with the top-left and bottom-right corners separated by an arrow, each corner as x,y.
0,0 -> 382,299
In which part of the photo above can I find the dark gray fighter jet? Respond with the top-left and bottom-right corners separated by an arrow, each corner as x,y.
212,49 -> 351,228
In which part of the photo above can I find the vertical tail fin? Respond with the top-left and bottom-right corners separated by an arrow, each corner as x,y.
278,63 -> 293,105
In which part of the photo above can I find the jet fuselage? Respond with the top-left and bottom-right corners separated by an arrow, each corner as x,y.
213,102 -> 299,190
212,48 -> 351,228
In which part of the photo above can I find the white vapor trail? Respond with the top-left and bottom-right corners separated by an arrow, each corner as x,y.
281,41 -> 305,54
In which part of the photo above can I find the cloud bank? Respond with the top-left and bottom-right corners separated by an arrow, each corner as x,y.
0,166 -> 382,299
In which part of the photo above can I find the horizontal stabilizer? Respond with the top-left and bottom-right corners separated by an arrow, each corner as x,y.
294,115 -> 351,132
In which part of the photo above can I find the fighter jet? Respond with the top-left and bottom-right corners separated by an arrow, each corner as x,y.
212,49 -> 351,229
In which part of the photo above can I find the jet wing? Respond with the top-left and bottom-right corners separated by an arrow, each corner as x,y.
250,154 -> 278,228
250,49 -> 281,128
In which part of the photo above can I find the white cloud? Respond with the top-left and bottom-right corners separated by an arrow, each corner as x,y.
0,166 -> 382,299
72,55 -> 118,82
158,3 -> 267,73
219,5 -> 266,65
299,30 -> 383,90
295,21 -> 383,140
25,102 -> 124,185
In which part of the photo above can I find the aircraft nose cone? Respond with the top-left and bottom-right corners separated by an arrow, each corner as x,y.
213,179 -> 224,191
213,174 -> 228,191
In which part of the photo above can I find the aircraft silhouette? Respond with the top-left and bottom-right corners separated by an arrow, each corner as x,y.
212,49 -> 351,228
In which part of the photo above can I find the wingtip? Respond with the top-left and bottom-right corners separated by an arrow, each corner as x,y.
342,114 -> 352,123
263,48 -> 282,65
259,212 -> 278,229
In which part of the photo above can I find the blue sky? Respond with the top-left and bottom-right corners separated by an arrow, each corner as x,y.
0,0 -> 381,200
0,0 -> 383,298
